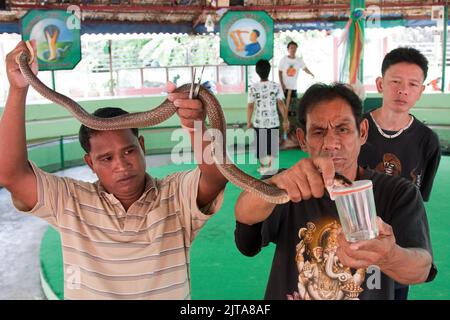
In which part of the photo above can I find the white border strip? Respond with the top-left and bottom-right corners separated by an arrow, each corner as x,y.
39,269 -> 61,300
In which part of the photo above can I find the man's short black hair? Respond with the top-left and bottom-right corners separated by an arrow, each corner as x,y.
381,47 -> 428,80
79,107 -> 139,153
255,59 -> 271,80
287,41 -> 298,49
252,29 -> 260,37
297,83 -> 363,132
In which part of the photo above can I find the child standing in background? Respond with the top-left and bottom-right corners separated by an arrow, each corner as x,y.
247,59 -> 289,174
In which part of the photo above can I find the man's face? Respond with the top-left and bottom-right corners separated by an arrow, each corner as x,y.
250,31 -> 258,42
297,98 -> 368,179
376,62 -> 425,113
84,130 -> 147,200
288,44 -> 297,57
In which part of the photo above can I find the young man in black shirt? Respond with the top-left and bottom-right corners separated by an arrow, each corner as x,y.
358,47 -> 441,299
234,83 -> 436,300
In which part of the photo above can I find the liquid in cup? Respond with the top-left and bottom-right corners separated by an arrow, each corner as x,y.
330,180 -> 378,242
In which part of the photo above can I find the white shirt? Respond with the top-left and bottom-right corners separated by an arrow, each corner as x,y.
278,55 -> 306,90
248,81 -> 285,128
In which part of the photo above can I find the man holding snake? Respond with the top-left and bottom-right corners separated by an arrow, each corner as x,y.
0,41 -> 227,299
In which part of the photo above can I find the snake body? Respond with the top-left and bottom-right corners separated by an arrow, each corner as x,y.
17,49 -> 291,204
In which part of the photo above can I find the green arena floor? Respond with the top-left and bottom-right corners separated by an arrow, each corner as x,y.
39,150 -> 450,300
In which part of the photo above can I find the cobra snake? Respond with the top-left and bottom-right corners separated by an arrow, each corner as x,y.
16,43 -> 351,204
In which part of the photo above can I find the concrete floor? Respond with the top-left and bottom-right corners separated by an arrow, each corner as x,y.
0,154 -> 174,300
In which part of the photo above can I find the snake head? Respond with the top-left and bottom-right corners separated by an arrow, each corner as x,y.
333,172 -> 353,187
326,172 -> 353,200
15,40 -> 35,65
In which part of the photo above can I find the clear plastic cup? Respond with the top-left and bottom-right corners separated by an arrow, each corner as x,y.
330,180 -> 378,242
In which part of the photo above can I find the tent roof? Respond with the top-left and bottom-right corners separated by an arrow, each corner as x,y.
0,0 -> 446,34
2,0 -> 445,22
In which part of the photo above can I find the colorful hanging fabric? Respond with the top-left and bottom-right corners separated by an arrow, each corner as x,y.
339,8 -> 365,85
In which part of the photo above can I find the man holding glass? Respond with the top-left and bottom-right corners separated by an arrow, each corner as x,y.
234,83 -> 436,300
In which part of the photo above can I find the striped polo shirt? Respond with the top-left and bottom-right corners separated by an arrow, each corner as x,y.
14,162 -> 224,300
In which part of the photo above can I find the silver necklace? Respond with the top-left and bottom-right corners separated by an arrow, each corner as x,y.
370,112 -> 414,139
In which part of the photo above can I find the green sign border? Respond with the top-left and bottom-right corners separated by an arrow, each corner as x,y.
220,11 -> 274,65
20,9 -> 81,71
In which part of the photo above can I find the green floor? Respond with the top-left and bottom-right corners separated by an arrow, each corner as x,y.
40,150 -> 450,300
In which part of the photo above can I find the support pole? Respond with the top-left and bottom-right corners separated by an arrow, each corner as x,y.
245,65 -> 248,93
441,5 -> 448,92
108,40 -> 114,96
59,136 -> 65,169
51,70 -> 56,91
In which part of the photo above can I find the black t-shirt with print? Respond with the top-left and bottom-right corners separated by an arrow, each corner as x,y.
358,112 -> 441,201
234,168 -> 436,300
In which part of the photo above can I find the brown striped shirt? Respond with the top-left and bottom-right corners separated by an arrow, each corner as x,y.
14,162 -> 224,300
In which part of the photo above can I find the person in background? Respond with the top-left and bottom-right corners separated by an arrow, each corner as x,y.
358,47 -> 441,300
247,59 -> 289,175
278,41 -> 315,149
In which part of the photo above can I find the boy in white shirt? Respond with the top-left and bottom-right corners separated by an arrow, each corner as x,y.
247,60 -> 289,174
278,41 -> 314,148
